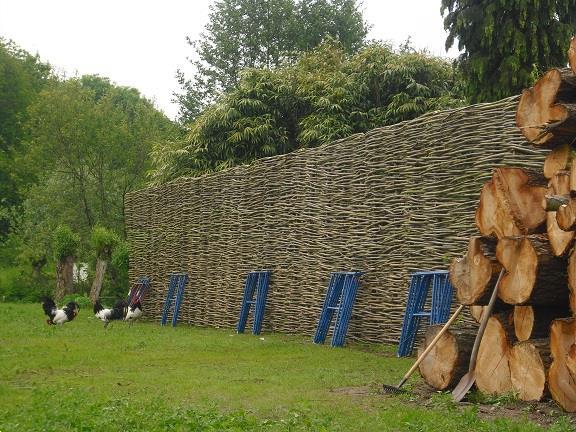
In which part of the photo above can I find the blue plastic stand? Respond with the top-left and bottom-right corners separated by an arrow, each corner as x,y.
397,270 -> 453,357
314,271 -> 364,347
237,270 -> 272,335
160,272 -> 188,327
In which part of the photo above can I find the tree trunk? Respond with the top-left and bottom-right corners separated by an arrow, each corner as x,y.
570,37 -> 576,76
516,68 -> 576,147
475,168 -> 547,238
544,143 -> 573,179
513,305 -> 570,341
509,339 -> 551,401
450,236 -> 501,305
496,235 -> 569,305
549,318 -> 576,412
476,314 -> 514,395
557,199 -> 576,231
418,326 -> 476,390
89,257 -> 108,303
55,256 -> 75,301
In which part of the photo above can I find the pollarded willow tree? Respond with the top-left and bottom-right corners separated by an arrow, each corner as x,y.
151,41 -> 465,184
441,0 -> 576,103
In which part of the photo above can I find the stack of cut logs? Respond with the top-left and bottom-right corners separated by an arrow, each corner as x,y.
418,38 -> 576,412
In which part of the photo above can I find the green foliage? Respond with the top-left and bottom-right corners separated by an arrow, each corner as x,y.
52,225 -> 79,261
91,226 -> 119,259
441,0 -> 576,102
175,0 -> 368,122
0,39 -> 52,238
152,41 -> 465,183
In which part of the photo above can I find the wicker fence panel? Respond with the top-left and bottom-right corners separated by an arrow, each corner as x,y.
126,96 -> 547,343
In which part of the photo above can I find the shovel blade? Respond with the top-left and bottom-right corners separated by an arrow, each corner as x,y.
451,371 -> 475,402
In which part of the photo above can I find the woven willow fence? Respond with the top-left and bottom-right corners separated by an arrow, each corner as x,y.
126,96 -> 547,343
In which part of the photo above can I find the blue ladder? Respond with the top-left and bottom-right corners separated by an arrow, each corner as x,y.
160,272 -> 188,327
397,270 -> 453,357
314,271 -> 364,347
237,270 -> 272,335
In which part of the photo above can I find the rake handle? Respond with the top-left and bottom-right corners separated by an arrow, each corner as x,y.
396,304 -> 465,388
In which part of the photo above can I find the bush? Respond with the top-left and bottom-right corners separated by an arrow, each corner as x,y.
53,225 -> 80,260
91,226 -> 119,259
0,265 -> 52,302
61,294 -> 92,308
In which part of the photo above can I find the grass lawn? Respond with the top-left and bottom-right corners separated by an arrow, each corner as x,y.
0,303 -> 574,431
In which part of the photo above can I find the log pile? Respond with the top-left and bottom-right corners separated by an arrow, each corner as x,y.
420,38 -> 576,412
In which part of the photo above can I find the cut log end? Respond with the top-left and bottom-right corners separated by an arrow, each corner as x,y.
549,318 -> 576,412
476,315 -> 513,395
451,237 -> 500,305
418,326 -> 475,390
509,340 -> 549,401
516,68 -> 576,147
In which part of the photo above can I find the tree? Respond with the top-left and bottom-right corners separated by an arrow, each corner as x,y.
89,226 -> 119,302
0,39 -> 52,238
22,76 -> 179,233
174,0 -> 368,123
152,41 -> 465,184
53,225 -> 79,301
441,0 -> 576,102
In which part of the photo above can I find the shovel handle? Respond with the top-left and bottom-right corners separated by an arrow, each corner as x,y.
397,304 -> 464,388
467,268 -> 505,374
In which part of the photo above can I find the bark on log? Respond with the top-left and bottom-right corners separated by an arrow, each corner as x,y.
571,161 -> 576,197
547,171 -> 575,254
509,339 -> 551,401
516,68 -> 576,147
513,305 -> 570,341
549,318 -> 576,412
543,195 -> 570,212
566,249 -> 576,314
450,236 -> 501,305
418,326 -> 476,390
496,234 -> 569,305
476,168 -> 547,238
557,199 -> 576,231
476,314 -> 514,395
544,143 -> 573,179
469,303 -> 512,323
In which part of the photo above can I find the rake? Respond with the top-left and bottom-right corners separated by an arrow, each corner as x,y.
382,304 -> 464,394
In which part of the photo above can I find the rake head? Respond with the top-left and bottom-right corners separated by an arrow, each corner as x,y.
382,384 -> 409,395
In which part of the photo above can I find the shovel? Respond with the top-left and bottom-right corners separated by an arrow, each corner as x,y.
451,268 -> 505,402
382,303 -> 464,394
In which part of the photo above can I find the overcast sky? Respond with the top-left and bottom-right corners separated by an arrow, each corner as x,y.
0,0 -> 459,120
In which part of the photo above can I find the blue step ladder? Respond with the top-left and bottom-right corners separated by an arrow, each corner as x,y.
314,271 -> 364,347
237,270 -> 272,335
397,270 -> 453,357
160,272 -> 188,327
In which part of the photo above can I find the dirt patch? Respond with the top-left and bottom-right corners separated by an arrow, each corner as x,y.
405,382 -> 576,428
333,381 -> 576,428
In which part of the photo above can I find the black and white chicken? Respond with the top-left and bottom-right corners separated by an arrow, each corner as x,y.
93,299 -> 127,328
124,301 -> 143,325
41,297 -> 80,325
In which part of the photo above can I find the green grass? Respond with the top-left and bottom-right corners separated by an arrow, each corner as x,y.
0,303 -> 573,431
